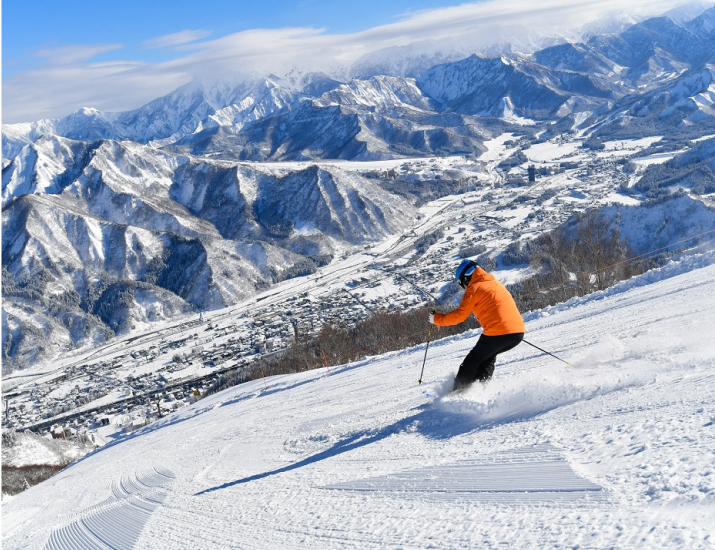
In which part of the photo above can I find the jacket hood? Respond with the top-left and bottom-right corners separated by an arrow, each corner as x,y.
469,267 -> 495,285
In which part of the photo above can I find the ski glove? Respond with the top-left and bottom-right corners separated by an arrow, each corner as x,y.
428,310 -> 436,325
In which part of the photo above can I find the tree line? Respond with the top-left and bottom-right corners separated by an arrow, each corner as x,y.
508,210 -> 656,311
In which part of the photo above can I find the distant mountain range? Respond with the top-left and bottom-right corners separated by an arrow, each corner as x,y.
5,7 -> 715,160
4,6 -> 715,369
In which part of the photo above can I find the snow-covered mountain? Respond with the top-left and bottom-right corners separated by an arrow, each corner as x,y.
2,136 -> 416,367
591,14 -> 714,68
314,76 -> 436,111
687,3 -> 715,38
533,42 -> 618,74
593,64 -> 715,139
1,78 -> 306,160
415,9 -> 715,123
168,75 -> 489,161
417,55 -> 572,119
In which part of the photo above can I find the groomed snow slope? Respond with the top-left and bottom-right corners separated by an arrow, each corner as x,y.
3,252 -> 715,549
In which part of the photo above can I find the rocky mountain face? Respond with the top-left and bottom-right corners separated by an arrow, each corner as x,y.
167,76 -> 490,160
4,7 -> 715,369
417,55 -> 576,119
2,137 -> 415,368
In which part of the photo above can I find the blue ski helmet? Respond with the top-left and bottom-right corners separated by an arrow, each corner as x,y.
455,259 -> 478,287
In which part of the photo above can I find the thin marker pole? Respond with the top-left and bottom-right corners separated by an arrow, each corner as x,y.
418,327 -> 432,384
321,349 -> 331,374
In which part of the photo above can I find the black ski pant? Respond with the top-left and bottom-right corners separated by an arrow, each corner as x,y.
454,332 -> 524,391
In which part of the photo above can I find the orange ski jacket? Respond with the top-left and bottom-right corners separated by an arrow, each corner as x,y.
433,267 -> 525,336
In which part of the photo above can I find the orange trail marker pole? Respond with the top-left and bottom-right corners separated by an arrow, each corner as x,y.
321,349 -> 331,374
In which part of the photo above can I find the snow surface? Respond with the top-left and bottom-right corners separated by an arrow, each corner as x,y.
3,250 -> 715,549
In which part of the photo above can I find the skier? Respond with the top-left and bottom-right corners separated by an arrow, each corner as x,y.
429,259 -> 525,391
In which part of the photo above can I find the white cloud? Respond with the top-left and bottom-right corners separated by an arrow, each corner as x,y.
2,60 -> 190,121
142,29 -> 213,49
35,44 -> 124,65
1,0 -> 708,124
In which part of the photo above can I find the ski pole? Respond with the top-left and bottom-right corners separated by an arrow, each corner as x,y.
418,327 -> 432,384
523,339 -> 571,367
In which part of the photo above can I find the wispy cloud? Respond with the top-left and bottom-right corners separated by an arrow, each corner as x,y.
2,60 -> 190,122
142,29 -> 213,50
35,44 -> 124,65
1,0 -> 707,124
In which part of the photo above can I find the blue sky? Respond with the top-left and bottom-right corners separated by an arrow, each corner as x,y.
1,0 -> 704,123
3,0 -> 458,76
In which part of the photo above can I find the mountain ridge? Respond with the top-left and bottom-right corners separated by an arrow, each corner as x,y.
5,7 -> 715,160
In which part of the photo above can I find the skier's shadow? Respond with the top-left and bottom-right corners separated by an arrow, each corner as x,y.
194,403 -> 478,496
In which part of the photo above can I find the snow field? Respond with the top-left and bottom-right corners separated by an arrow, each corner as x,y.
43,467 -> 175,550
3,252 -> 715,549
